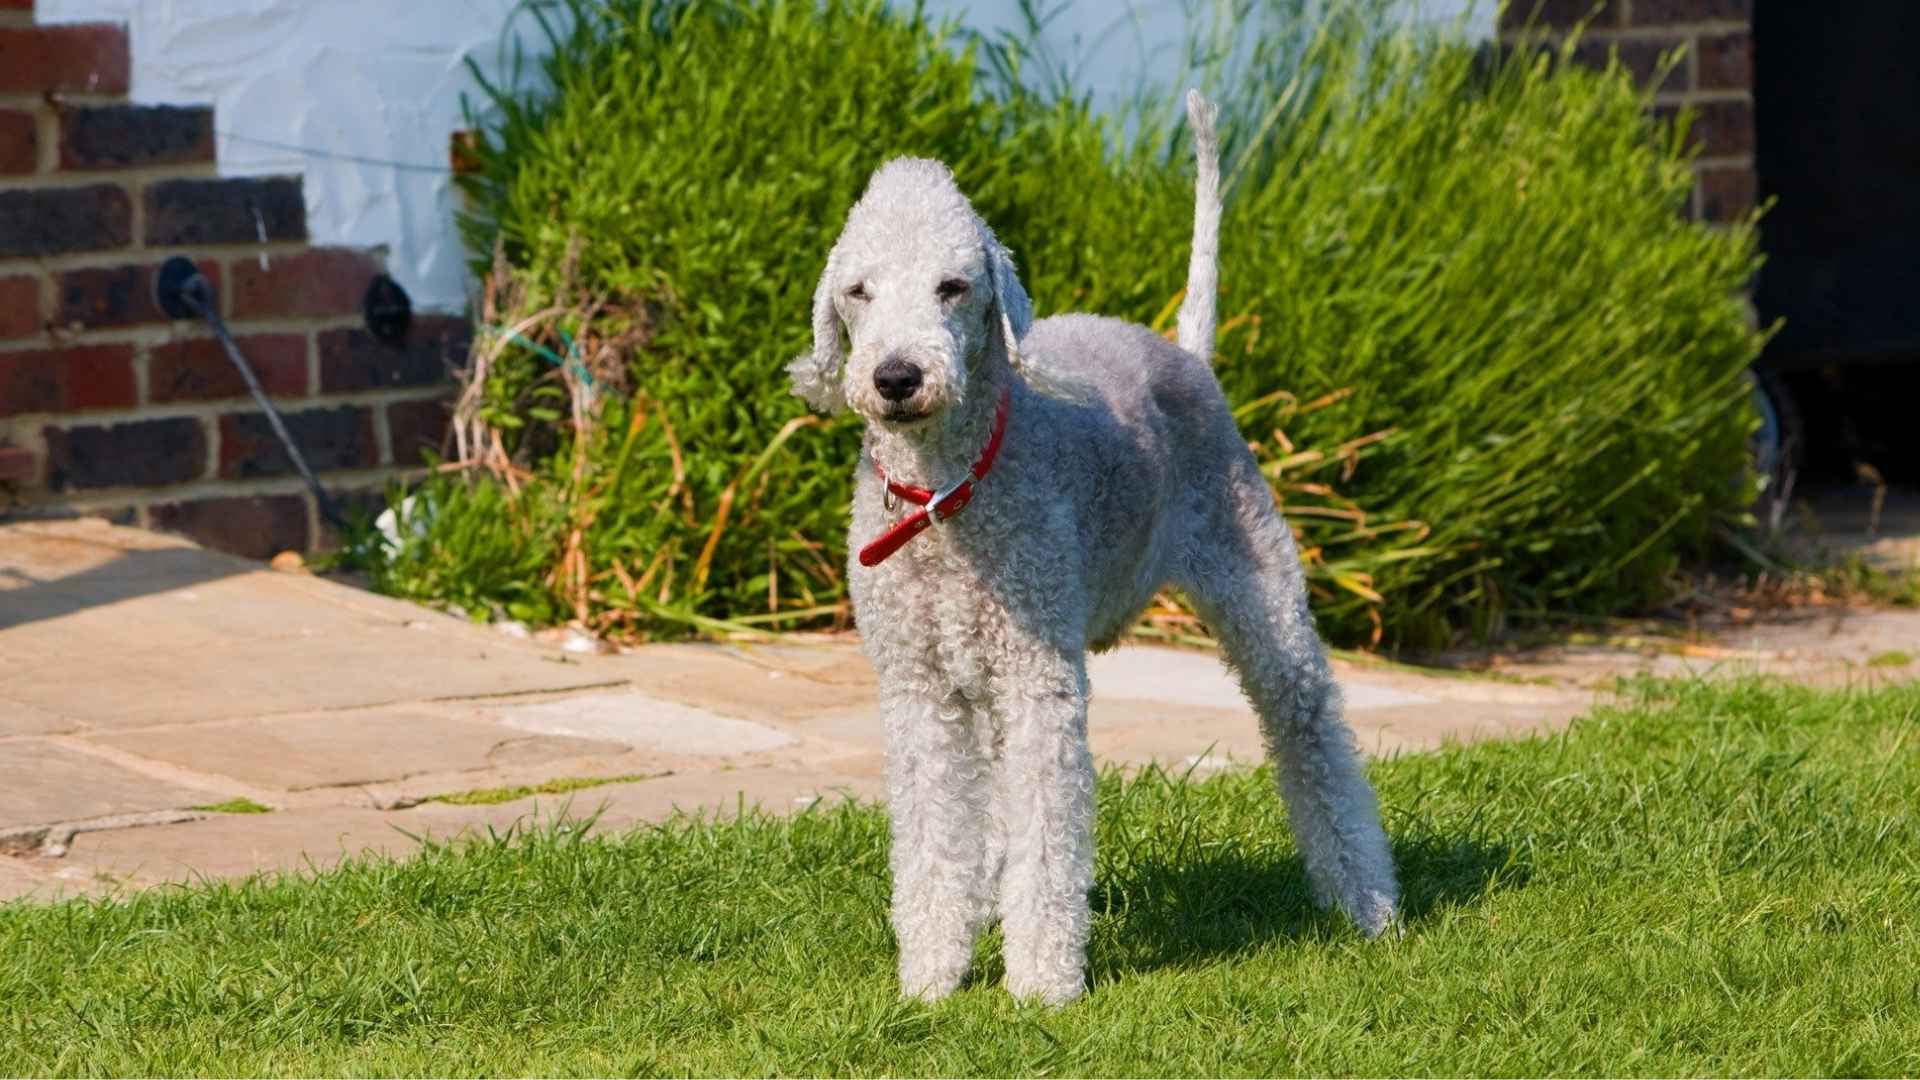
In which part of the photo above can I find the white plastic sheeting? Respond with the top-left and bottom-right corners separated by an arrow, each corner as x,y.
39,0 -> 541,313
38,0 -> 1490,315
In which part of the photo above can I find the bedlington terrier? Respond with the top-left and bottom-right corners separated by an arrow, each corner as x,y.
788,91 -> 1400,1005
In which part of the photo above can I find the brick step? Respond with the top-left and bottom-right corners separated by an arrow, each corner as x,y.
0,343 -> 136,418
38,393 -> 453,495
149,334 -> 307,402
0,174 -> 304,261
0,109 -> 32,174
55,257 -> 223,330
0,443 -> 34,482
14,245 -> 388,336
59,104 -> 215,171
231,248 -> 382,319
1,315 -> 467,413
0,1 -> 462,563
0,103 -> 220,178
0,273 -> 36,337
0,183 -> 131,258
0,23 -> 129,96
149,494 -> 312,559
146,175 -> 305,247
219,405 -> 379,481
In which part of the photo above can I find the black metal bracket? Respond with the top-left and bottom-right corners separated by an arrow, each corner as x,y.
150,256 -> 346,530
363,273 -> 412,344
154,255 -> 205,320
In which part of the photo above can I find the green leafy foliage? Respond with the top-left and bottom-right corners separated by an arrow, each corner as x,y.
371,0 -> 1765,648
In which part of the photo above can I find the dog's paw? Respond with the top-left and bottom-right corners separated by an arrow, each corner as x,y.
1004,970 -> 1085,1007
1347,888 -> 1400,940
898,955 -> 968,1003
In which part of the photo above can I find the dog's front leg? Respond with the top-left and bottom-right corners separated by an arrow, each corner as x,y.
992,647 -> 1096,1005
881,669 -> 995,1001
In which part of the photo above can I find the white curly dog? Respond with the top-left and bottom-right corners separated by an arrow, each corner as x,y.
789,91 -> 1399,1005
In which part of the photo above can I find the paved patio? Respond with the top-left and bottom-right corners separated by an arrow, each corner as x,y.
2,517 -> 1913,901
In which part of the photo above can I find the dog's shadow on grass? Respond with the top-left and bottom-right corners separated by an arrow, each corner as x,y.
1086,833 -> 1527,980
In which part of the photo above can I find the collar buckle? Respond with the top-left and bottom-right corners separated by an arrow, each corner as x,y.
858,385 -> 1011,566
927,477 -> 972,525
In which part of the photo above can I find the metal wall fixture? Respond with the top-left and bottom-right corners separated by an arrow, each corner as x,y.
153,255 -> 347,528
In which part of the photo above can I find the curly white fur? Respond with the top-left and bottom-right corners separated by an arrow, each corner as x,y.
791,91 -> 1399,1006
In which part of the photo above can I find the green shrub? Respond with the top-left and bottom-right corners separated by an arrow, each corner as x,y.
370,0 -> 1765,649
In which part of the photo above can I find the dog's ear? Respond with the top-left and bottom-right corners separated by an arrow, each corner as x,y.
787,246 -> 847,414
981,224 -> 1087,399
981,228 -> 1033,363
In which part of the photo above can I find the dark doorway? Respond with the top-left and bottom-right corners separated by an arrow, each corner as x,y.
1753,0 -> 1920,485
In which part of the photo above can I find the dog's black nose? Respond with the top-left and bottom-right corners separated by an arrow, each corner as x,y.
873,358 -> 923,403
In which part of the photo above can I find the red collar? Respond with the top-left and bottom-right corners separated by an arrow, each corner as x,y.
858,386 -> 1011,567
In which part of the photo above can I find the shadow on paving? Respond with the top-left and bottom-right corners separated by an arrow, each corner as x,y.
0,543 -> 249,632
1088,834 -> 1524,981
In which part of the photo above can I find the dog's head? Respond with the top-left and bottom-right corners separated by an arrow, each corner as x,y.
787,158 -> 1032,426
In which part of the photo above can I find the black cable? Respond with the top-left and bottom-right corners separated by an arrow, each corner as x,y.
177,272 -> 348,530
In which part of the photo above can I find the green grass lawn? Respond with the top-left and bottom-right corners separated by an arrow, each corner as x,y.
4,678 -> 1916,1076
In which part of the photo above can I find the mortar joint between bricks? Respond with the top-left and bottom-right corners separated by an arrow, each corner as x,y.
131,339 -> 150,406
27,240 -> 318,274
0,92 -> 126,109
29,465 -> 433,511
33,105 -> 57,175
128,182 -> 145,253
372,394 -> 395,467
0,386 -> 456,430
303,324 -> 320,400
1596,21 -> 1750,37
198,412 -> 219,483
19,313 -> 368,348
301,487 -> 320,547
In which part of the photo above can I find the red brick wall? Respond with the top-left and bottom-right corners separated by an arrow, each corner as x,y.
1501,0 -> 1755,223
0,0 -> 461,558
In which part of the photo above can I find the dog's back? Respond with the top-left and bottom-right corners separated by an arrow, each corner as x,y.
999,91 -> 1242,644
1012,312 -> 1249,648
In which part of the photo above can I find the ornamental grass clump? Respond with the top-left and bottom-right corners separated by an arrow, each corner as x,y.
367,0 -> 1765,649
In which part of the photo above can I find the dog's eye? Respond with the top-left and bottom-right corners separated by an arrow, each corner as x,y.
936,278 -> 969,302
845,283 -> 870,301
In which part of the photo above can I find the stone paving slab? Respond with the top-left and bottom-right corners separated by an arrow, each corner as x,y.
609,644 -> 879,722
0,740 -> 216,827
1087,699 -> 1268,767
0,519 -> 619,731
48,766 -> 886,890
1493,607 -> 1920,689
0,856 -> 70,902
0,697 -> 76,737
1789,488 -> 1920,574
1086,647 -> 1436,712
1349,701 -> 1583,756
487,693 -> 798,755
53,804 -> 492,886
90,710 -> 631,793
563,766 -> 886,832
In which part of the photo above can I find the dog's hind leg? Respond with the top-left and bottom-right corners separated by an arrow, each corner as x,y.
1174,480 -> 1400,937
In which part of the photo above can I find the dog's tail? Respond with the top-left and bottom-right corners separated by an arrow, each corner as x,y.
1176,88 -> 1222,362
